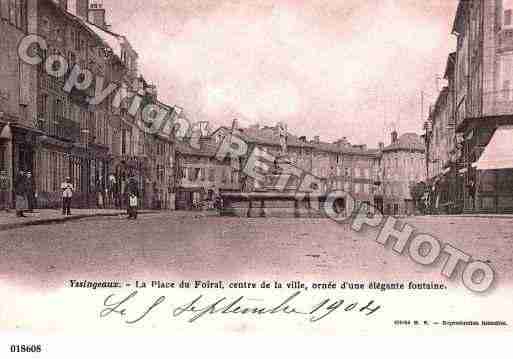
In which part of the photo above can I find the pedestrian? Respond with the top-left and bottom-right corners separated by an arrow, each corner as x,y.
61,176 -> 74,216
26,171 -> 35,212
127,191 -> 138,220
108,174 -> 116,208
14,171 -> 28,217
98,189 -> 104,209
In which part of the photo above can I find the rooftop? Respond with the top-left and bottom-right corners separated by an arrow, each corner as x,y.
383,133 -> 425,153
215,125 -> 380,156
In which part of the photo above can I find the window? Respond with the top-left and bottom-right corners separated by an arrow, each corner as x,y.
68,51 -> 77,68
121,129 -> 127,155
38,93 -> 48,118
222,169 -> 229,184
342,182 -> 348,192
74,30 -> 80,51
354,183 -> 360,193
193,168 -> 200,181
505,9 -> 512,26
1,0 -> 27,30
501,55 -> 513,100
209,169 -> 215,182
504,71 -> 512,101
9,0 -> 15,25
0,0 -> 8,20
52,99 -> 63,137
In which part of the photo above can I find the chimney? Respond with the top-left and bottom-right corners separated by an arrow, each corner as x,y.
88,1 -> 106,29
379,142 -> 384,151
313,136 -> 320,144
75,0 -> 89,19
391,130 -> 398,144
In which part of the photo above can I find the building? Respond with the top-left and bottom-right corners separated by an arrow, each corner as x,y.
310,138 -> 381,213
1,0 -> 178,210
175,137 -> 238,210
380,131 -> 426,216
210,123 -> 382,214
452,0 -> 513,213
0,0 -> 36,209
423,51 -> 465,214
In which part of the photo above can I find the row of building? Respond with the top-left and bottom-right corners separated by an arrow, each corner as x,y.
425,0 -> 513,214
176,124 -> 426,216
0,0 -> 177,210
0,0 -> 427,215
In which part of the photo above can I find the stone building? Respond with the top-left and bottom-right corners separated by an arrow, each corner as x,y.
175,138 -> 238,210
0,0 -> 37,209
210,123 -> 381,214
311,139 -> 381,213
380,131 -> 426,216
423,51 -> 465,214
451,0 -> 513,213
0,0 -> 177,210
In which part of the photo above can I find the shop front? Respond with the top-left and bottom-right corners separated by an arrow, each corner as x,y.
457,115 -> 513,213
0,121 -> 42,210
471,125 -> 513,213
33,136 -> 111,209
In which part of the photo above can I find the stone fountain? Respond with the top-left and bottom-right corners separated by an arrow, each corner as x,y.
220,152 -> 329,218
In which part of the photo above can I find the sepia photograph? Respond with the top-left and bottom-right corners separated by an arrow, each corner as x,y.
1,0 -> 513,354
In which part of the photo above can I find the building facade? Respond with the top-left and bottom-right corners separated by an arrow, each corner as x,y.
1,0 -> 177,210
209,124 -> 382,215
1,0 -> 43,209
425,0 -> 513,214
175,138 -> 238,210
381,131 -> 426,216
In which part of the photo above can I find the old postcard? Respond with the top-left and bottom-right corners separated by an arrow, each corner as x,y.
1,0 -> 513,355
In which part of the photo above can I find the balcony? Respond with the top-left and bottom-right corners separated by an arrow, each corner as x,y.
38,116 -> 80,142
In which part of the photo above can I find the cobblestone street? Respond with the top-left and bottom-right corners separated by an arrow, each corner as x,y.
1,213 -> 512,290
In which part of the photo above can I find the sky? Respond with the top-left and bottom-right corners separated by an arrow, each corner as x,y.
100,0 -> 458,147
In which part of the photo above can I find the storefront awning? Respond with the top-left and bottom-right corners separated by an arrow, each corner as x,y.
475,125 -> 513,170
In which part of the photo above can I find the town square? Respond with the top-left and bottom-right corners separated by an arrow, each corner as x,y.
1,0 -> 513,343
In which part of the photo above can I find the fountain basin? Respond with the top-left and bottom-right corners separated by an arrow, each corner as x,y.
219,191 -> 331,218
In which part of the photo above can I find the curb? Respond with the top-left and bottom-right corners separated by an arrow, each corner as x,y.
407,215 -> 513,220
0,210 -> 162,232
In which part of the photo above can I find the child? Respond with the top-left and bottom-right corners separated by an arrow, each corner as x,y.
128,192 -> 138,220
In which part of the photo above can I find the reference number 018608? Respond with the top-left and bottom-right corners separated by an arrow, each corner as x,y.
9,345 -> 42,353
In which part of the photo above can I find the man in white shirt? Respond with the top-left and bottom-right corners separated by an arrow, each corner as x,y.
61,177 -> 74,216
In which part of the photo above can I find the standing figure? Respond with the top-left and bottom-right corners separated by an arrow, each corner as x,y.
127,192 -> 138,220
26,171 -> 35,212
108,173 -> 116,208
277,122 -> 288,155
126,173 -> 139,218
14,171 -> 28,217
61,176 -> 74,216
